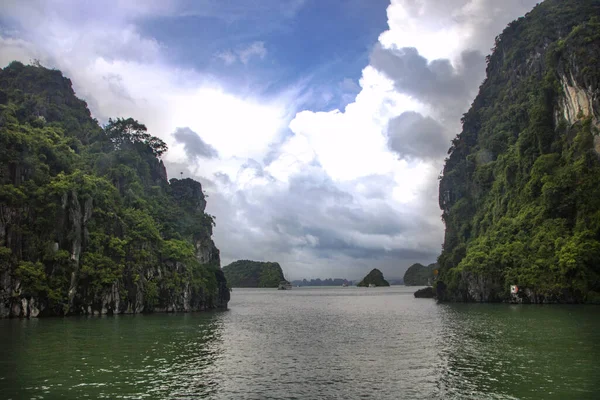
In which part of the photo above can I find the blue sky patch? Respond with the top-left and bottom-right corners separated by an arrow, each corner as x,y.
140,0 -> 389,110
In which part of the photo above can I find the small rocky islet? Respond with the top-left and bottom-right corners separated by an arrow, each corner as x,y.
357,269 -> 390,287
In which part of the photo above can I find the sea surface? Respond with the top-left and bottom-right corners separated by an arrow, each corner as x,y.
0,286 -> 599,399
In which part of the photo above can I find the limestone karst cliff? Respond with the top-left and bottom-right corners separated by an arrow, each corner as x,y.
436,0 -> 600,303
0,62 -> 229,317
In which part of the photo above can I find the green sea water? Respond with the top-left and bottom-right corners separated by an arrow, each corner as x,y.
0,286 -> 598,399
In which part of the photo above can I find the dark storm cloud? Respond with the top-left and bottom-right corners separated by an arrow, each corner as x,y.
300,224 -> 436,261
370,45 -> 486,119
369,45 -> 485,166
326,204 -> 410,236
173,127 -> 219,160
287,171 -> 353,203
387,111 -> 448,160
268,201 -> 409,247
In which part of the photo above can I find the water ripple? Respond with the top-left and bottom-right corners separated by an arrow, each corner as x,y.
0,287 -> 598,399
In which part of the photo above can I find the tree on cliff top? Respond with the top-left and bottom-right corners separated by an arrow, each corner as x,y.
104,117 -> 167,158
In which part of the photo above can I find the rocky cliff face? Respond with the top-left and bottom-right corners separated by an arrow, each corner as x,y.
436,1 -> 600,303
0,178 -> 229,318
0,62 -> 229,317
559,75 -> 598,126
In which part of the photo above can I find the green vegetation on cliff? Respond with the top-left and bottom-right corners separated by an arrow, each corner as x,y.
0,62 -> 229,317
437,0 -> 600,303
403,263 -> 436,286
357,269 -> 389,287
222,260 -> 285,288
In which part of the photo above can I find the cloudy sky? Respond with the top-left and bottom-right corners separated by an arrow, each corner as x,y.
0,0 -> 540,280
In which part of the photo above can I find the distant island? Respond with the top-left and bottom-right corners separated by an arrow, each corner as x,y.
291,278 -> 353,287
357,269 -> 390,287
222,260 -> 287,288
403,263 -> 437,286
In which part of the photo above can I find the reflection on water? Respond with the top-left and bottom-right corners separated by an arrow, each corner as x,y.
0,287 -> 598,399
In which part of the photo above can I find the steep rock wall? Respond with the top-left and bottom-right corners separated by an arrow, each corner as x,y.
0,62 -> 229,317
436,1 -> 600,303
